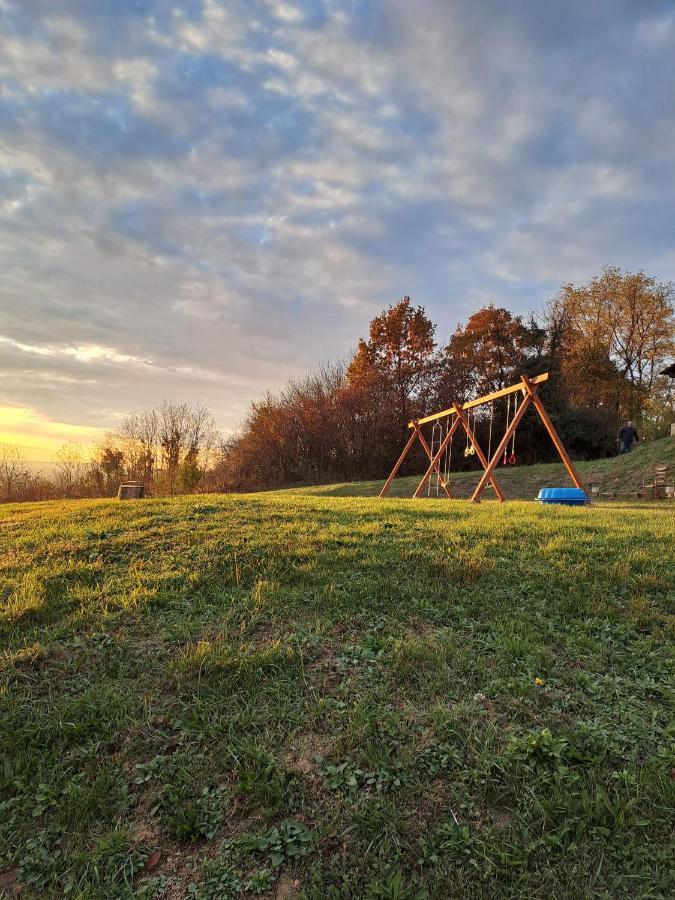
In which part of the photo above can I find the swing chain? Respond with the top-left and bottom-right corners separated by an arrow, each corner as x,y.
509,395 -> 518,465
464,409 -> 475,457
487,400 -> 494,461
503,395 -> 510,465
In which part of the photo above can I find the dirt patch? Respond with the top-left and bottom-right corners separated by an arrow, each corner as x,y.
284,732 -> 332,779
490,808 -> 515,829
407,781 -> 458,832
0,867 -> 21,897
275,874 -> 300,899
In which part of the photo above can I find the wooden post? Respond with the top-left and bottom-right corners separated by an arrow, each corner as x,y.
520,373 -> 585,491
379,426 -> 419,497
412,416 -> 460,499
471,393 -> 532,502
452,400 -> 506,502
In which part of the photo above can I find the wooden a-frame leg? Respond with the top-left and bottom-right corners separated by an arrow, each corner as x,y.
452,401 -> 506,502
412,416 -> 460,499
379,426 -> 419,497
520,373 -> 586,492
471,393 -> 532,502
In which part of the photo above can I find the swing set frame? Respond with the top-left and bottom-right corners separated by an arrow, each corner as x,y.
379,372 -> 585,503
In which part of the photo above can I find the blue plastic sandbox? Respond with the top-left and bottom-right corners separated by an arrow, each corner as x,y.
537,487 -> 590,506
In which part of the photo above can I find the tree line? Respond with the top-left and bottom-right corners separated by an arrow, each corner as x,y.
0,403 -> 221,503
1,267 -> 673,502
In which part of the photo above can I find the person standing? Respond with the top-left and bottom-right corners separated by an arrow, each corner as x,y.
617,421 -> 640,454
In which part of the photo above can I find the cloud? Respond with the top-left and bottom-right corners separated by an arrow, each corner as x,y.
0,335 -> 152,365
0,0 -> 674,458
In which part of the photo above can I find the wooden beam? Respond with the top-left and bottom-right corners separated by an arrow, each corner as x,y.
379,427 -> 418,497
521,373 -> 586,492
411,372 -> 549,428
471,393 -> 532,502
452,400 -> 506,502
412,415 -> 460,499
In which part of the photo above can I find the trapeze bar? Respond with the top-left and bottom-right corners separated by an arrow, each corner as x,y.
410,372 -> 549,428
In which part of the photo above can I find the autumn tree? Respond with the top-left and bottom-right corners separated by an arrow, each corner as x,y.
213,363 -> 350,489
347,296 -> 436,428
548,267 -> 675,419
437,305 -> 545,405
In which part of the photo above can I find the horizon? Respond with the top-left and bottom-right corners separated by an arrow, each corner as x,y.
2,0 -> 675,462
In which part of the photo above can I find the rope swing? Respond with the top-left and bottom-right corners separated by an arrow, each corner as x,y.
487,401 -> 494,461
509,395 -> 518,465
503,396 -> 511,466
502,395 -> 518,465
442,415 -> 454,484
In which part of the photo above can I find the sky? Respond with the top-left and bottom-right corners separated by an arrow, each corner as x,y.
1,0 -> 675,461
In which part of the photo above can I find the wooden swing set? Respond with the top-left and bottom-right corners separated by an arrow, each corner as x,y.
379,372 -> 585,503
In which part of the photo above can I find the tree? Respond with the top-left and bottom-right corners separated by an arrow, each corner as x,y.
438,305 -> 544,403
347,296 -> 437,428
549,267 -> 675,420
121,409 -> 158,481
0,445 -> 30,502
55,442 -> 86,498
90,439 -> 126,496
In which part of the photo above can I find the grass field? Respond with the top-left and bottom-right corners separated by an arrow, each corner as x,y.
1,491 -> 673,898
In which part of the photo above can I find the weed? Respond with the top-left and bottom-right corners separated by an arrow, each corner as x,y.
187,863 -> 241,900
366,870 -> 428,899
234,746 -> 300,813
238,819 -> 313,868
418,820 -> 475,867
415,742 -> 463,778
162,786 -> 226,841
243,867 -> 275,893
17,830 -> 61,890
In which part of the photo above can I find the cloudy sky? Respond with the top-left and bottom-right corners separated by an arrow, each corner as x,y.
1,0 -> 674,460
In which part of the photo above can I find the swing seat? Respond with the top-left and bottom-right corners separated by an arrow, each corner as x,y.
537,487 -> 589,506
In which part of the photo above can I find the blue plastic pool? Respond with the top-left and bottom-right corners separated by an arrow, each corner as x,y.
537,487 -> 590,506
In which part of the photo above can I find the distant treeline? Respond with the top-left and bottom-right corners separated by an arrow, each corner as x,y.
0,402 -> 221,503
1,266 -> 673,502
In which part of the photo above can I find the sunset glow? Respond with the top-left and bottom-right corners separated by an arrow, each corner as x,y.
0,406 -> 105,462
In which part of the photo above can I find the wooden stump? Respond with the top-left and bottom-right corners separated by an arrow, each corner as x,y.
118,482 -> 144,500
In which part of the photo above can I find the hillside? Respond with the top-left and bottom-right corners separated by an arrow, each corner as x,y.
1,493 -> 673,898
289,436 -> 675,500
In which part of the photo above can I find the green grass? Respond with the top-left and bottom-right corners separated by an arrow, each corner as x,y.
0,492 -> 673,898
288,436 -> 675,499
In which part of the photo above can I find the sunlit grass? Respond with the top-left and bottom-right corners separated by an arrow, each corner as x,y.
0,492 -> 673,897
